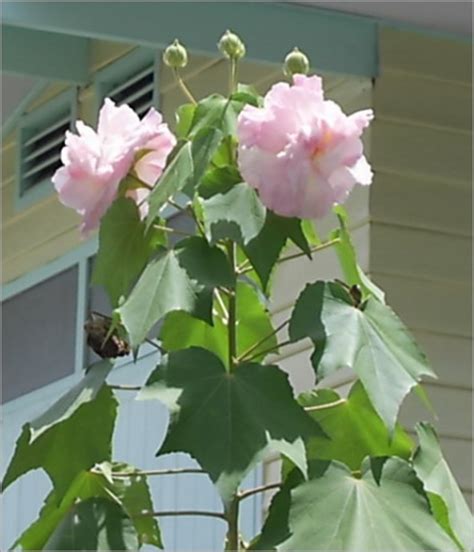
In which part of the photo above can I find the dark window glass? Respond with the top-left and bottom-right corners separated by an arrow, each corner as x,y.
1,267 -> 78,402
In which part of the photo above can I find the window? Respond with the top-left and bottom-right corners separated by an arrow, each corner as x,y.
1,267 -> 78,402
17,89 -> 77,203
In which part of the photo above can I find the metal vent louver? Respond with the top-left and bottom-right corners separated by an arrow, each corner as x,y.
109,64 -> 155,116
21,108 -> 71,193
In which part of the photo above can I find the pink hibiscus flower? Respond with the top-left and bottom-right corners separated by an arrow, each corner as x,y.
53,98 -> 176,235
237,74 -> 373,219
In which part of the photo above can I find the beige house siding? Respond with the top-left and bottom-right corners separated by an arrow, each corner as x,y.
372,27 -> 472,507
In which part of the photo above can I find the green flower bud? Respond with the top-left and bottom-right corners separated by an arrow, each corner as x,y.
163,39 -> 188,69
284,47 -> 310,77
218,29 -> 246,60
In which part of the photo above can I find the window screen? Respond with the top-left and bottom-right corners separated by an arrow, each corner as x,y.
1,267 -> 78,402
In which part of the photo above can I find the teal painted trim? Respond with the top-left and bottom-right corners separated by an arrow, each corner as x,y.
1,80 -> 49,139
379,21 -> 472,45
2,2 -> 378,77
15,87 -> 78,213
1,237 -> 98,301
2,24 -> 89,83
74,257 -> 89,373
93,47 -> 158,121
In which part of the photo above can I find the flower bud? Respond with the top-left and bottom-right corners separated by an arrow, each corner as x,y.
283,47 -> 310,77
163,39 -> 188,69
218,29 -> 246,60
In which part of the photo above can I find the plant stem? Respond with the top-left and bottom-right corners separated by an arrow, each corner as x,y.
238,482 -> 282,501
173,68 -> 197,105
243,339 -> 293,364
227,241 -> 237,371
103,467 -> 206,477
140,510 -> 226,520
214,288 -> 229,321
278,238 -> 341,264
109,384 -> 142,391
304,398 -> 346,412
236,318 -> 290,362
153,224 -> 192,237
229,58 -> 237,95
238,239 -> 341,276
224,497 -> 240,551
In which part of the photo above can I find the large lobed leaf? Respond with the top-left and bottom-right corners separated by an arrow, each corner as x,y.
118,236 -> 233,347
243,211 -> 311,292
138,347 -> 324,504
14,463 -> 162,551
296,381 -> 413,472
289,281 -> 435,430
2,362 -> 117,497
253,457 -> 458,551
92,198 -> 157,306
413,423 -> 473,550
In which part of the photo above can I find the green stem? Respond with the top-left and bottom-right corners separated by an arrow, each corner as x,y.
227,241 -> 237,371
229,58 -> 237,95
236,318 -> 290,362
304,398 -> 346,412
153,224 -> 193,237
243,339 -> 293,363
224,497 -> 239,551
238,482 -> 282,501
173,68 -> 197,104
142,510 -> 226,520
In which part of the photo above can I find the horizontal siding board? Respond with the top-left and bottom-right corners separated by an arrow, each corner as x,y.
374,71 -> 472,131
370,223 -> 471,284
371,172 -> 472,237
379,27 -> 471,84
372,120 -> 472,184
372,274 -> 471,338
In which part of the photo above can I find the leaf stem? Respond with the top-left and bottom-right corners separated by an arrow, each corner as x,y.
173,68 -> 197,105
304,398 -> 346,412
109,384 -> 142,391
238,482 -> 282,501
153,224 -> 193,237
140,509 -> 226,520
242,339 -> 293,364
100,467 -> 206,477
214,288 -> 229,321
229,58 -> 237,95
236,318 -> 290,362
227,241 -> 237,371
278,238 -> 341,264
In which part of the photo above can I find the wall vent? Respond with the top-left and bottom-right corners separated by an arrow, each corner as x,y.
18,90 -> 76,196
109,64 -> 155,116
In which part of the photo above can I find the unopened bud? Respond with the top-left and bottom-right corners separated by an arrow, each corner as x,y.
218,29 -> 246,60
163,39 -> 188,69
284,47 -> 310,77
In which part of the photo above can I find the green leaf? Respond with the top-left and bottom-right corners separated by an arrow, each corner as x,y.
2,384 -> 117,497
146,142 -> 193,229
198,165 -> 241,199
253,457 -> 458,551
175,103 -> 195,139
231,84 -> 263,107
160,281 -> 277,365
182,126 -> 224,198
95,463 -> 162,549
92,199 -> 155,306
190,94 -> 243,137
160,310 -> 228,364
243,212 -> 311,291
139,347 -> 324,504
413,423 -> 473,550
44,497 -> 139,551
331,205 -> 385,302
15,465 -> 162,551
118,236 -> 233,347
199,182 -> 266,245
289,281 -> 435,431
295,382 -> 413,472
